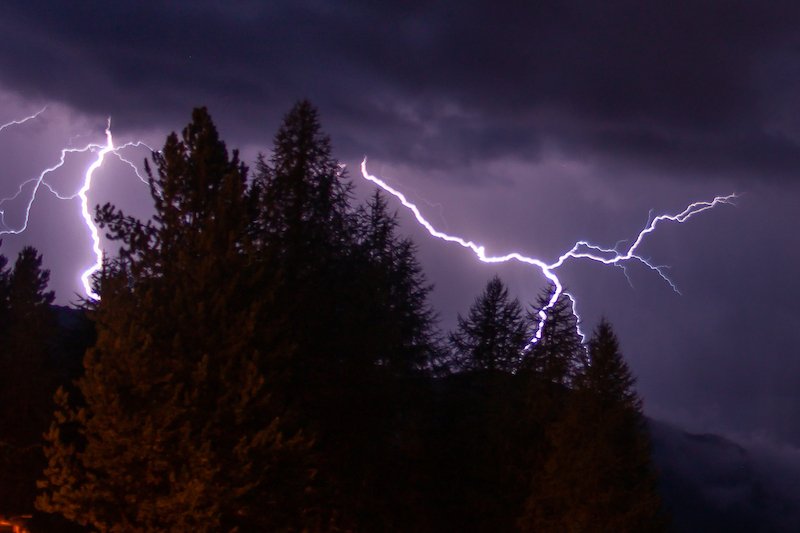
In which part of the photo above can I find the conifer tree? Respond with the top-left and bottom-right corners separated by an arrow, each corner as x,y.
0,244 -> 9,325
582,319 -> 644,410
254,99 -> 352,264
37,108 -> 313,532
519,319 -> 664,532
0,246 -> 56,442
436,277 -> 529,530
253,102 -> 441,529
516,287 -> 587,486
449,275 -> 528,373
252,100 -> 356,381
523,286 -> 585,385
355,190 -> 438,374
0,246 -> 56,515
254,101 -> 440,376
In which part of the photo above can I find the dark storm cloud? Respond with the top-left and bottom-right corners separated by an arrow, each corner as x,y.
1,1 -> 800,181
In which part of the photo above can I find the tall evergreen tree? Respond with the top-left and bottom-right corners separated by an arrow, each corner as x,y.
514,288 -> 590,530
254,101 -> 439,376
519,319 -> 664,532
449,275 -> 528,373
354,190 -> 438,374
254,99 -> 352,263
253,102 -> 441,529
37,108 -> 313,532
0,246 -> 56,516
523,286 -> 585,385
0,244 -> 9,327
0,246 -> 56,443
582,320 -> 643,409
252,100 -> 356,379
434,277 -> 530,530
343,191 -> 442,529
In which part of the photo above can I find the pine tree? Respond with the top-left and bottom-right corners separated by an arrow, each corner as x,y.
523,286 -> 585,385
252,100 -> 356,381
582,320 -> 643,410
253,102 -> 441,529
37,108 -> 313,532
519,319 -> 664,532
354,190 -> 438,374
1,246 -> 56,442
0,244 -> 9,324
449,275 -> 528,373
434,277 -> 529,529
0,246 -> 56,515
254,99 -> 352,263
253,101 -> 440,376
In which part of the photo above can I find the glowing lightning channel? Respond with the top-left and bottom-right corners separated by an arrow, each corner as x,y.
77,121 -> 114,300
0,107 -> 47,133
360,159 -> 736,349
0,110 -> 153,300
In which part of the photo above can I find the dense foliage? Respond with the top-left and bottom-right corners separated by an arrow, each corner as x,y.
2,102 -> 663,531
0,246 -> 56,517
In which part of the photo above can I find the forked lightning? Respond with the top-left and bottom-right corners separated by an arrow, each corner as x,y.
360,159 -> 735,348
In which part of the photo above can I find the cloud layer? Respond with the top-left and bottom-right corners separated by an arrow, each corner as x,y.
2,1 -> 800,181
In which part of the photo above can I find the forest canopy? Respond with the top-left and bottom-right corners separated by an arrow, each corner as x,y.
0,102 -> 662,532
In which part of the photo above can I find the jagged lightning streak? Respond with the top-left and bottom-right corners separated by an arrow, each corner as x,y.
360,159 -> 736,349
0,109 -> 152,300
0,106 -> 47,133
76,121 -> 114,300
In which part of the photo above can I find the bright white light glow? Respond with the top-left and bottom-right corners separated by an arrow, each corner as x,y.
360,158 -> 735,348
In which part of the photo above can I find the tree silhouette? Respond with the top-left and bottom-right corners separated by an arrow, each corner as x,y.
254,102 -> 443,530
27,101 -> 668,531
37,108 -> 313,532
523,286 -> 585,385
2,247 -> 56,441
520,319 -> 664,532
354,190 -> 439,375
0,246 -> 56,515
252,100 -> 356,383
432,276 -> 529,529
449,275 -> 528,373
254,99 -> 352,264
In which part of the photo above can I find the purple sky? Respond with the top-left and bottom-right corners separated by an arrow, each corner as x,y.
1,1 -> 799,448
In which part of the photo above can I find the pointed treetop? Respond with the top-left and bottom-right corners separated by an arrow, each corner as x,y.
9,246 -> 55,312
583,318 -> 641,411
450,275 -> 528,373
271,99 -> 334,175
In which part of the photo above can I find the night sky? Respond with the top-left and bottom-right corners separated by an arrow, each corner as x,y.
1,1 -> 799,454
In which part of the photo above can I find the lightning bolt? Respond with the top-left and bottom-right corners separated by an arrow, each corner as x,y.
360,159 -> 736,349
0,106 -> 47,133
0,107 -> 736,331
0,109 -> 152,300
